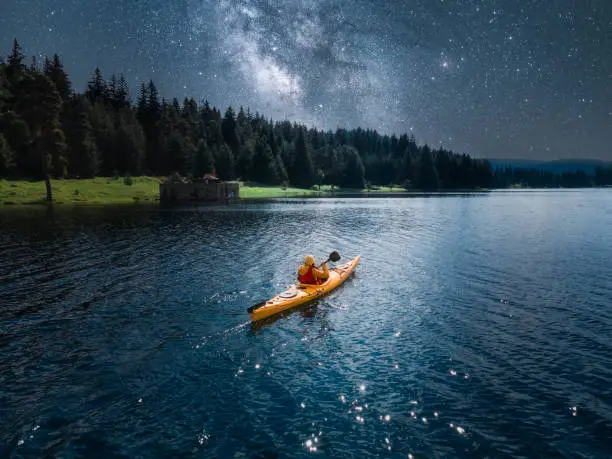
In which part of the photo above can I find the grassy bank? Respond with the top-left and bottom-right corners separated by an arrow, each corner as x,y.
0,178 -> 408,206
239,183 -> 408,198
1,178 -> 482,207
238,184 -> 324,198
0,177 -> 163,206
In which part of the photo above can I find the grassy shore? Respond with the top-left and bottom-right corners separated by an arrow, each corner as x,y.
0,177 -> 452,207
0,177 -> 163,206
239,183 -> 407,198
239,184 -> 325,198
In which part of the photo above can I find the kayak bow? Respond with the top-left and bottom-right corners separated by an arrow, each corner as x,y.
248,255 -> 361,322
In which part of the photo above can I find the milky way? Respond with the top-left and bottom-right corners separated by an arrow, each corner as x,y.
1,0 -> 611,160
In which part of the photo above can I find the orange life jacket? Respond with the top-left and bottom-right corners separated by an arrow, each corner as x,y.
298,265 -> 320,285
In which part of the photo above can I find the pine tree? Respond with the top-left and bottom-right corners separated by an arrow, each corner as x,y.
63,96 -> 98,177
252,135 -> 278,184
336,145 -> 365,189
146,80 -> 162,172
85,67 -> 108,104
115,74 -> 129,108
165,131 -> 193,176
236,142 -> 254,180
112,108 -> 145,175
7,39 -> 25,72
15,72 -> 66,198
88,101 -> 116,176
416,146 -> 439,190
399,151 -> 413,188
0,65 -> 8,110
0,41 -> 500,189
214,143 -> 234,180
136,82 -> 147,119
236,106 -> 251,142
109,74 -> 118,105
206,119 -> 224,147
148,80 -> 160,113
289,129 -> 314,188
276,155 -> 289,186
0,111 -> 31,174
194,138 -> 215,177
0,134 -> 16,176
48,127 -> 68,178
43,54 -> 72,101
221,106 -> 239,155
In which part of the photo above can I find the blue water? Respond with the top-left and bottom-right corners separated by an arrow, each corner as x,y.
1,190 -> 612,458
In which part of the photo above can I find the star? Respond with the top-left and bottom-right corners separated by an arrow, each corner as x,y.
0,0 -> 608,161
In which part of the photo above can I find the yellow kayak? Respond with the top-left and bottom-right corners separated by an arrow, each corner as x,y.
248,255 -> 361,322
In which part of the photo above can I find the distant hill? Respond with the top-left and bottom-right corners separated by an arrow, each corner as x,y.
487,159 -> 612,175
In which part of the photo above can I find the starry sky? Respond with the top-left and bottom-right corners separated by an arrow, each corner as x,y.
1,0 -> 611,161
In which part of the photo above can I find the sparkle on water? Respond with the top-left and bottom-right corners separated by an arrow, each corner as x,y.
1,191 -> 612,457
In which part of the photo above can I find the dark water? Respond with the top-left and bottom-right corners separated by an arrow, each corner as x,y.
1,190 -> 612,458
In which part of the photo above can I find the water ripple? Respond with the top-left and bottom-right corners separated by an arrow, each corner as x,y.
1,193 -> 612,457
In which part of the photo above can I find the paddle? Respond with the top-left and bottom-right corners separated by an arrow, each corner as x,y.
318,250 -> 341,268
247,251 -> 341,314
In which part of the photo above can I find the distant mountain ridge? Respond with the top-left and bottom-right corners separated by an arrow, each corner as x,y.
486,159 -> 612,175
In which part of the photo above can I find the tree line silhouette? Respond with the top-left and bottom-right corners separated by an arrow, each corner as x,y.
1,40 -> 611,195
494,166 -> 612,188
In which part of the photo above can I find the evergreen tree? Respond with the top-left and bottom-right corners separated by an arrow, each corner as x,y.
221,106 -> 239,155
194,138 -> 215,177
0,41 -> 516,191
206,119 -> 224,147
276,155 -> 289,186
416,147 -> 439,190
251,135 -> 278,184
165,131 -> 193,176
63,96 -> 98,177
236,142 -> 254,180
434,150 -> 453,188
85,67 -> 108,104
136,82 -> 147,120
0,65 -> 9,110
214,143 -> 234,180
15,72 -> 66,198
115,74 -> 130,108
236,106 -> 252,142
289,129 -> 314,188
280,139 -> 295,174
337,145 -> 366,189
7,39 -> 25,78
474,159 -> 493,188
136,80 -> 162,174
88,101 -> 116,175
43,54 -> 72,101
108,74 -> 118,105
0,134 -> 16,176
0,111 -> 31,174
114,108 -> 145,175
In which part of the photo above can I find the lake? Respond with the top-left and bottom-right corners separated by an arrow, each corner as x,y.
1,190 -> 611,458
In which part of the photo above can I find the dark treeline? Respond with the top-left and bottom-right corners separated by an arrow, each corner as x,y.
0,40 -> 494,192
1,40 -> 609,192
494,166 -> 612,188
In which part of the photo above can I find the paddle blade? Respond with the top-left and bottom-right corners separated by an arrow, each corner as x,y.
328,251 -> 341,262
247,300 -> 267,314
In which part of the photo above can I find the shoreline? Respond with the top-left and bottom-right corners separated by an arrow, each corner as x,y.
0,177 -> 606,208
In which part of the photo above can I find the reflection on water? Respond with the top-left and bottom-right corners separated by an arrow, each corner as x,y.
2,191 -> 612,457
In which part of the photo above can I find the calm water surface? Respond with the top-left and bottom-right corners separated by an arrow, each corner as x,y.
1,190 -> 612,458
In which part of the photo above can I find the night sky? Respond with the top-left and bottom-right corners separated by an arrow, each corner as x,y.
1,0 -> 610,161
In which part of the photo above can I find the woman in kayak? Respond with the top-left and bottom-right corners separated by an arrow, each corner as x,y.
298,254 -> 329,285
